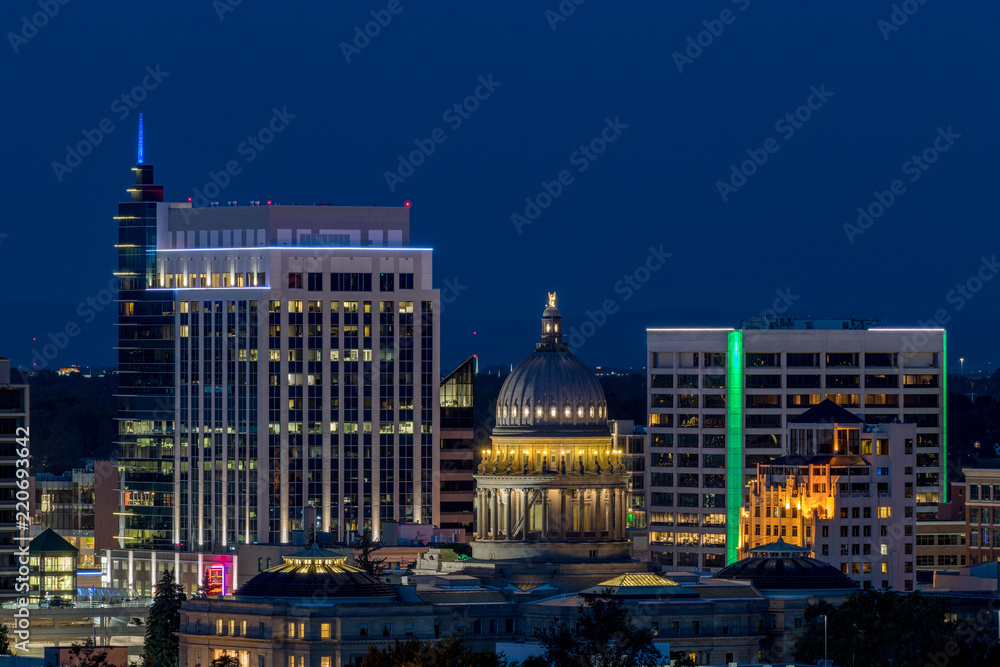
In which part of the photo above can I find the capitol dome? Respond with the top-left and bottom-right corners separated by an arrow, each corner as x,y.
493,293 -> 609,437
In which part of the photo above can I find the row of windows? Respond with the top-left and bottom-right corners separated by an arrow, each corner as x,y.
969,507 -> 1000,524
648,512 -> 727,527
651,351 -> 939,370
651,373 -> 939,389
649,532 -> 727,547
158,272 -> 266,288
654,392 -> 938,409
915,534 -> 965,546
288,272 -> 415,292
649,492 -> 726,508
969,485 -> 1000,501
916,554 -> 966,567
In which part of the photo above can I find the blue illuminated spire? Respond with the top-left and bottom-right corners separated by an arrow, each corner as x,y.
138,113 -> 144,164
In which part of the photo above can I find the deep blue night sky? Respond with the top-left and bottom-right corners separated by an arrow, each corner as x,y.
2,1 -> 998,373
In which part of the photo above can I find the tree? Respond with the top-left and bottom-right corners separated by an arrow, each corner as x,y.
143,568 -> 186,667
522,591 -> 662,667
210,654 -> 241,667
195,573 -> 218,599
353,529 -> 387,579
0,624 -> 10,655
793,590 -> 955,667
356,637 -> 508,667
64,639 -> 119,667
668,652 -> 695,667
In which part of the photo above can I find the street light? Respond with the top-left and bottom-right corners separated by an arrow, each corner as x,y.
819,614 -> 828,667
960,357 -> 965,375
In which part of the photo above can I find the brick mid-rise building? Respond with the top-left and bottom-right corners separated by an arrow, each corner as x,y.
965,466 -> 1000,565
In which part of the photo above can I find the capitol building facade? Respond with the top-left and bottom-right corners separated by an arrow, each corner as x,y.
471,293 -> 631,561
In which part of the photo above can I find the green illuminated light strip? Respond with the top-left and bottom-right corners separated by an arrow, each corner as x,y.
942,331 -> 947,504
726,331 -> 744,566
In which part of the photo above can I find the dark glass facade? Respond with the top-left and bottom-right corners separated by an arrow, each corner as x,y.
439,357 -> 474,531
116,164 -> 175,550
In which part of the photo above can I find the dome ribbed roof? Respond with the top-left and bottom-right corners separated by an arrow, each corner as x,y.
235,545 -> 395,601
714,554 -> 858,591
493,293 -> 609,437
494,347 -> 609,436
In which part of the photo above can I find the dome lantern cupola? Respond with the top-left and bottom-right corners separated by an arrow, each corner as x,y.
540,292 -> 564,349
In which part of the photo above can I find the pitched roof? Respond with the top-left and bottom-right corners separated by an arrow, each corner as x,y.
788,399 -> 863,425
30,528 -> 78,554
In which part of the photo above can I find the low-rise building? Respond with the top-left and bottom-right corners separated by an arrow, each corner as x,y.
29,528 -> 78,603
177,541 -> 859,666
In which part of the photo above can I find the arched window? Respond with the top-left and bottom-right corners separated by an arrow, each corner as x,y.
536,406 -> 544,419
564,405 -> 571,418
577,406 -> 584,418
589,405 -> 595,418
550,406 -> 557,418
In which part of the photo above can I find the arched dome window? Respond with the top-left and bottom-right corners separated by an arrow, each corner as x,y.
523,405 -> 530,419
502,405 -> 508,419
550,406 -> 557,418
577,405 -> 584,418
564,405 -> 571,418
589,405 -> 595,418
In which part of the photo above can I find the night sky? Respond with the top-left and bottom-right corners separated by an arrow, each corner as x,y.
2,1 -> 998,373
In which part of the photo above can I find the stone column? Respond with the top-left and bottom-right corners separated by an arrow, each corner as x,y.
504,489 -> 512,540
610,489 -> 618,540
619,488 -> 628,539
477,490 -> 484,539
559,489 -> 567,540
541,489 -> 549,541
491,489 -> 499,540
619,488 -> 626,540
520,489 -> 529,541
594,489 -> 602,540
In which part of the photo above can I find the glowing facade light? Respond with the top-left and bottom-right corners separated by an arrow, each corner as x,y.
138,113 -> 144,165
